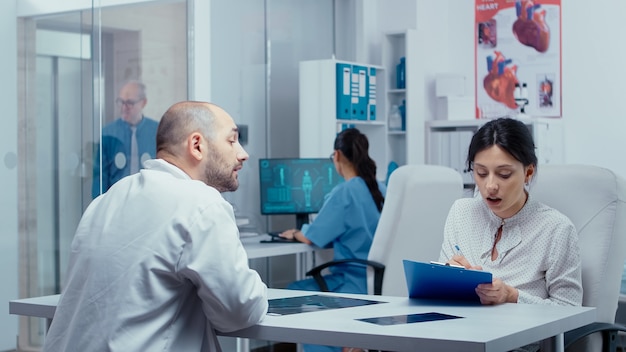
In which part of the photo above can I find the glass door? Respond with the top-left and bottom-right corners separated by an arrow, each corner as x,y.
17,1 -> 188,349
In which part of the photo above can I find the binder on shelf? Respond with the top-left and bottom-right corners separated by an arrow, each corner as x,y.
367,67 -> 377,120
396,57 -> 406,89
336,63 -> 352,120
449,131 -> 461,176
429,130 -> 450,168
352,64 -> 368,120
458,130 -> 474,185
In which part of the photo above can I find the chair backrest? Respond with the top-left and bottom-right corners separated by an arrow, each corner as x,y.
532,164 -> 626,324
368,164 -> 464,296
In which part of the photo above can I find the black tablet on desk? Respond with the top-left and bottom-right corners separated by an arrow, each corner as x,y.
358,312 -> 463,325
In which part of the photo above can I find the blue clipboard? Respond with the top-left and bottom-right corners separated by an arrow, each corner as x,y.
403,259 -> 492,301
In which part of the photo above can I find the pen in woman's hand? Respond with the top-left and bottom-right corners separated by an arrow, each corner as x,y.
452,245 -> 470,269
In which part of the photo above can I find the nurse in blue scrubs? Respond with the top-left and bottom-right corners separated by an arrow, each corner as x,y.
279,128 -> 386,352
279,128 -> 386,295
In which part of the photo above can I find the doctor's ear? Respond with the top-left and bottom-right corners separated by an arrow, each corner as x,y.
188,133 -> 204,160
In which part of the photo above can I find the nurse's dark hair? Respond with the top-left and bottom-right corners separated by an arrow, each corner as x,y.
156,101 -> 217,155
334,128 -> 384,212
466,117 -> 538,172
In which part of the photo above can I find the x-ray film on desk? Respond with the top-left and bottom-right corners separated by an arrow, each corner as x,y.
267,294 -> 384,316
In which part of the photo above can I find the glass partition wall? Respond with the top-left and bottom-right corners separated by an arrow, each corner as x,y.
17,1 -> 188,348
16,0 -> 336,349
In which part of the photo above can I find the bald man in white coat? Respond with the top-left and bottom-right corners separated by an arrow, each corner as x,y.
43,101 -> 268,352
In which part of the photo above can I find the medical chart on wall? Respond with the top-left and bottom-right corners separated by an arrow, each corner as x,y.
475,0 -> 561,118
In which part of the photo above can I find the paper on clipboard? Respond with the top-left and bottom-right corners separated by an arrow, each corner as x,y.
402,259 -> 492,301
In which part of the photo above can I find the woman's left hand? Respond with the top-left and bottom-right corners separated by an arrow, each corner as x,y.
475,278 -> 519,305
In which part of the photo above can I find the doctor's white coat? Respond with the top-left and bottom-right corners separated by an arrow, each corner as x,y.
43,159 -> 268,352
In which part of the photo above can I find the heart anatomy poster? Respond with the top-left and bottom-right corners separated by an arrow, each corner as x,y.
475,0 -> 561,118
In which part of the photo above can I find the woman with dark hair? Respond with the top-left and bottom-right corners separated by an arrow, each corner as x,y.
279,128 -> 386,295
439,117 -> 582,310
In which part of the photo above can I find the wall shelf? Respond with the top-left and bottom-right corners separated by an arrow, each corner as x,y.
337,119 -> 386,126
299,59 -> 388,180
381,29 -> 424,166
299,28 -> 425,182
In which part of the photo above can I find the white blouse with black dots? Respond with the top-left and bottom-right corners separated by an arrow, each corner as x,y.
438,194 -> 583,306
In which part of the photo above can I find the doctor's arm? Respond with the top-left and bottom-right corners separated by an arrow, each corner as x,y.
180,202 -> 268,332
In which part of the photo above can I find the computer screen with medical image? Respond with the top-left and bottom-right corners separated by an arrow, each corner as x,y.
259,158 -> 343,227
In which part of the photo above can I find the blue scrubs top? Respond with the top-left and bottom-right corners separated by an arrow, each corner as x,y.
292,176 -> 386,294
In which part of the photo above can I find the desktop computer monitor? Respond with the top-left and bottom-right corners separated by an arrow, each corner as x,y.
259,158 -> 343,228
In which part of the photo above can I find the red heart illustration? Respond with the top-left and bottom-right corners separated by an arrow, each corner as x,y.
512,1 -> 550,53
483,51 -> 519,109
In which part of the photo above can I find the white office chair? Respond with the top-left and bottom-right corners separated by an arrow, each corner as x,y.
367,164 -> 464,296
306,164 -> 464,296
532,164 -> 626,352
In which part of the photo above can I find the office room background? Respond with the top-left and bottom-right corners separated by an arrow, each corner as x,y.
1,0 -> 625,350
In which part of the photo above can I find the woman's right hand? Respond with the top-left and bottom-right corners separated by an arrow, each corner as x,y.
278,229 -> 312,244
448,254 -> 482,271
278,229 -> 298,241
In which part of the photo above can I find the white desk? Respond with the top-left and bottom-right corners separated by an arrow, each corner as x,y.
9,294 -> 57,333
226,289 -> 595,352
241,234 -> 330,281
242,233 -> 320,259
10,235 -> 325,351
10,289 -> 595,352
241,234 -> 324,351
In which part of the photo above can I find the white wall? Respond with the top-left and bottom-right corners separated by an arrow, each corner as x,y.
0,2 -> 18,349
561,0 -> 626,179
366,0 -> 456,132
373,0 -> 626,180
